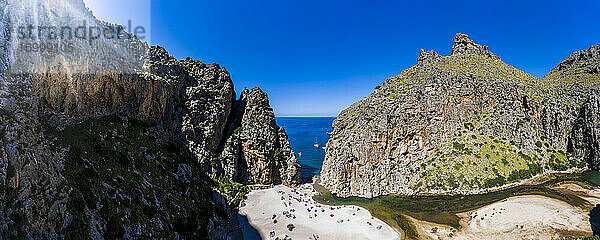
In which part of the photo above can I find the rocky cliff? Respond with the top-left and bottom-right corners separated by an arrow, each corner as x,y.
0,0 -> 300,238
543,44 -> 600,170
321,33 -> 598,198
220,87 -> 301,186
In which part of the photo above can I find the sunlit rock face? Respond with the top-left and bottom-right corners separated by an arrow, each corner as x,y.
0,0 -> 299,238
543,44 -> 600,170
220,87 -> 302,186
320,34 -> 600,198
7,0 -> 147,75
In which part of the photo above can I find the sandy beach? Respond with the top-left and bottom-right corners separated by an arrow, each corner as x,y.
238,184 -> 401,240
239,182 -> 599,240
412,195 -> 594,240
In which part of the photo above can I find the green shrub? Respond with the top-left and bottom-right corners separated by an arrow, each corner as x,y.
518,151 -> 532,162
516,119 -> 525,129
527,163 -> 542,175
484,175 -> 506,188
506,164 -> 540,183
564,235 -> 600,240
233,126 -> 243,134
274,148 -> 283,158
213,176 -> 249,206
453,142 -> 465,151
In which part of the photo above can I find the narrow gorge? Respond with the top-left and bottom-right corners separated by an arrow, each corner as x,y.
2,0 -> 600,239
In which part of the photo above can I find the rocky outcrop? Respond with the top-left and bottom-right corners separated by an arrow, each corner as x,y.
570,94 -> 600,170
542,44 -> 600,103
321,33 -> 595,198
451,33 -> 500,60
0,0 -> 300,238
543,44 -> 600,170
220,87 -> 301,186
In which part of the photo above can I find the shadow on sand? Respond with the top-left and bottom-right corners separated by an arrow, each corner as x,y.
237,213 -> 261,240
589,205 -> 600,235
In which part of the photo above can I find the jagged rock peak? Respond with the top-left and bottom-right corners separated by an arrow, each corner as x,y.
148,45 -> 176,62
241,87 -> 271,107
548,44 -> 600,75
451,33 -> 500,60
417,49 -> 442,63
240,87 -> 250,95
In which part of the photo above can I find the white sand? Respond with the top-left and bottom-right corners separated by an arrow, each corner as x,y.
413,195 -> 593,240
552,183 -> 600,204
238,184 -> 401,240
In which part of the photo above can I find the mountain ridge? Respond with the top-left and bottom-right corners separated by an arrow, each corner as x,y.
320,33 -> 598,198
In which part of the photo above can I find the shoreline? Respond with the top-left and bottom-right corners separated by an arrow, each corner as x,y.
238,183 -> 401,240
411,194 -> 594,239
239,171 -> 600,240
407,182 -> 600,240
310,172 -> 600,239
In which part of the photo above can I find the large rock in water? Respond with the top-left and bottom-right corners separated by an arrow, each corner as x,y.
320,33 -> 599,198
0,0 -> 300,238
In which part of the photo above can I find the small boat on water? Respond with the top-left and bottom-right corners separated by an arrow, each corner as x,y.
298,152 -> 302,157
313,144 -> 320,148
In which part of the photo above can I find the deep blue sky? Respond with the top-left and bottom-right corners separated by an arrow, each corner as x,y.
114,0 -> 600,116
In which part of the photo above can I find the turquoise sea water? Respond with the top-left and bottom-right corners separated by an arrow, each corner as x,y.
275,117 -> 335,183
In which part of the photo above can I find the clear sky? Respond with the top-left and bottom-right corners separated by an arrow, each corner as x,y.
85,0 -> 600,117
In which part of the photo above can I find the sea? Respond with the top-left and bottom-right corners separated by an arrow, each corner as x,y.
238,117 -> 335,239
275,117 -> 335,183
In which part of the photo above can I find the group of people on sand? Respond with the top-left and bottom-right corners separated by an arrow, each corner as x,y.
470,207 -> 506,221
276,184 -> 385,229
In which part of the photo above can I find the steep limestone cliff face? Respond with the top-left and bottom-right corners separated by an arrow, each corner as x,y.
321,33 -> 594,198
30,43 -> 300,186
0,0 -> 300,238
542,44 -> 600,170
220,87 -> 301,186
570,94 -> 600,170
